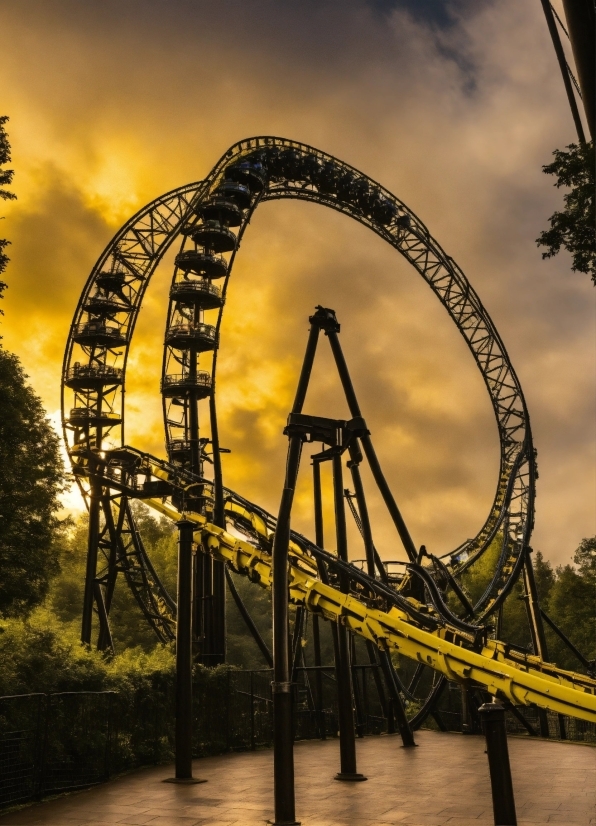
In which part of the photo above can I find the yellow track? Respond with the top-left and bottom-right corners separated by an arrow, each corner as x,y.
145,494 -> 596,725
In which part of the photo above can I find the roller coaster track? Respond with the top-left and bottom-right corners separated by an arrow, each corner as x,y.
74,444 -> 596,724
61,136 -> 594,725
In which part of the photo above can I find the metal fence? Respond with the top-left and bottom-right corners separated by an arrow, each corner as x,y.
1,670 -> 594,811
422,680 -> 596,743
0,692 -> 113,809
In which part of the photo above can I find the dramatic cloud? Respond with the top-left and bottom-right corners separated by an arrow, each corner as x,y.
1,0 -> 594,564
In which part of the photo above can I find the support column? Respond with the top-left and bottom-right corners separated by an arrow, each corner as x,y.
312,460 -> 326,740
81,474 -> 102,645
522,548 -> 550,738
479,702 -> 517,826
347,443 -> 415,747
271,320 -> 320,826
272,436 -> 302,826
311,615 -> 326,739
333,454 -> 366,782
212,558 -> 227,663
539,0 -> 587,143
205,279 -> 227,666
166,519 -> 206,784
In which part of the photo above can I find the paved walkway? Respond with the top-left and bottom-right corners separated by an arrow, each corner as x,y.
1,732 -> 594,826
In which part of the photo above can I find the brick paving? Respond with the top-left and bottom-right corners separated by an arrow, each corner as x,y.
1,731 -> 594,826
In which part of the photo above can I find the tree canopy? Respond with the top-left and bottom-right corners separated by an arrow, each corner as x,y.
0,349 -> 67,618
537,141 -> 596,283
0,115 -> 16,304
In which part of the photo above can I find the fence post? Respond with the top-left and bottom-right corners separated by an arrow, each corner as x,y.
32,694 -> 47,800
104,693 -> 113,780
36,694 -> 50,800
479,702 -> 517,826
226,669 -> 231,751
250,671 -> 256,751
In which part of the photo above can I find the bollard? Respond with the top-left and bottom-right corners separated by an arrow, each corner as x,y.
479,702 -> 517,826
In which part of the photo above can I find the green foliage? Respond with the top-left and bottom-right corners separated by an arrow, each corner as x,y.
533,549 -> 555,599
458,533 -> 503,605
537,141 -> 596,283
226,571 -> 272,669
0,349 -> 67,618
446,537 -> 594,675
129,500 -> 177,597
48,504 -> 176,652
500,543 -> 595,674
0,115 -> 16,302
0,600 -> 178,697
0,614 -> 107,695
543,537 -> 596,672
499,550 -> 556,651
574,535 -> 596,584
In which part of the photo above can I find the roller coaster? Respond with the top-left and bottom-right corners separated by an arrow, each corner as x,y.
61,137 -> 595,818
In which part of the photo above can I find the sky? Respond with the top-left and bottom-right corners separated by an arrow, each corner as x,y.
1,0 -> 594,567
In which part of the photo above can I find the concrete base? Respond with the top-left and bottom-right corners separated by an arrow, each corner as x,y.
334,772 -> 368,781
266,820 -> 301,825
162,777 -> 207,784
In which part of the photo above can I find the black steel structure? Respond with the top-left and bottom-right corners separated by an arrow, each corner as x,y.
61,138 -> 596,825
540,0 -> 595,141
62,137 -> 539,640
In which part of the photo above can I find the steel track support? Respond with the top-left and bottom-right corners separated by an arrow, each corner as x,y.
272,434 -> 302,825
479,702 -> 517,825
347,445 -> 414,739
93,581 -> 113,653
96,494 -> 121,652
81,473 -> 102,645
366,640 -> 394,733
350,636 -> 366,738
195,552 -> 216,663
561,0 -> 595,139
225,566 -> 273,667
322,313 -> 415,745
377,649 -> 416,747
522,547 -> 551,738
325,327 -> 418,562
347,446 -> 378,580
209,390 -> 227,665
271,321 -> 320,825
166,519 -> 206,785
311,613 -> 326,739
332,453 -> 367,780
539,0 -> 587,143
461,686 -> 480,734
211,559 -> 227,663
312,460 -> 328,740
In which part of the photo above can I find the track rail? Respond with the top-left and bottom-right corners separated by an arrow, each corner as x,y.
145,493 -> 596,724
82,445 -> 596,724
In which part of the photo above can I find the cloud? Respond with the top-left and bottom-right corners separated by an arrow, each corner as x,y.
1,0 -> 594,565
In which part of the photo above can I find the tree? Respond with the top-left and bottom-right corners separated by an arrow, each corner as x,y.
536,141 -> 596,283
0,115 -> 16,306
0,349 -> 67,618
0,115 -> 68,619
574,535 -> 596,584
